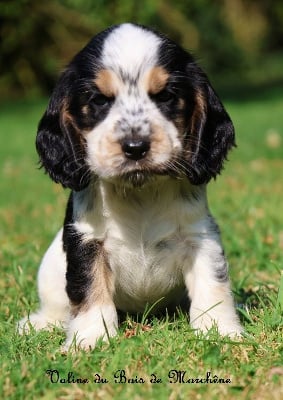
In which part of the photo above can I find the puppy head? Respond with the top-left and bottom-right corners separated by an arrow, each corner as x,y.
36,23 -> 235,191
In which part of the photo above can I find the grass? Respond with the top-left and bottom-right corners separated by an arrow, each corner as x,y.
0,87 -> 283,400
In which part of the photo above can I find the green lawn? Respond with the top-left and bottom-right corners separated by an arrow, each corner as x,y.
0,89 -> 282,400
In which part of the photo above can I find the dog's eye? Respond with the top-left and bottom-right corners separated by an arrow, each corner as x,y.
90,94 -> 113,106
151,89 -> 174,103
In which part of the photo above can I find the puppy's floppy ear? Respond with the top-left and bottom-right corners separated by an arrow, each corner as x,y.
185,68 -> 235,185
36,69 -> 90,191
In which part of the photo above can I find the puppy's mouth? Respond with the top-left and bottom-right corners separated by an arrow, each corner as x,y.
99,154 -> 185,188
119,170 -> 155,187
115,161 -> 181,188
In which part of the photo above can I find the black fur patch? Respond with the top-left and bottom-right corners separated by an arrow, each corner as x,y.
63,194 -> 101,306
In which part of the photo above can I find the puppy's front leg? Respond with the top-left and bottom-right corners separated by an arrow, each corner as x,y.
184,238 -> 242,337
64,233 -> 118,351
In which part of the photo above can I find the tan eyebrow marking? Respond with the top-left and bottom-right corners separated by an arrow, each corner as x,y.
94,69 -> 120,97
145,66 -> 169,94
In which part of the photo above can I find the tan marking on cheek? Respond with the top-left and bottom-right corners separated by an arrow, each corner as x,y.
150,124 -> 172,155
94,69 -> 121,97
191,90 -> 207,133
61,100 -> 72,124
94,133 -> 123,168
144,66 -> 169,94
61,101 -> 86,147
185,89 -> 207,154
174,98 -> 186,135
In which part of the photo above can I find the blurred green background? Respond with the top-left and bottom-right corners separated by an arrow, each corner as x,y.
0,4 -> 283,399
1,0 -> 283,100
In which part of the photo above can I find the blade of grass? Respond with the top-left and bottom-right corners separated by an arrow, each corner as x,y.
276,271 -> 283,312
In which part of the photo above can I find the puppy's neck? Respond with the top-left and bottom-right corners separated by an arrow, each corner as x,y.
102,175 -> 176,199
73,175 -> 207,220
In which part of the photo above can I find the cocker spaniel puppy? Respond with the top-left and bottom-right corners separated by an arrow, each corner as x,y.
19,23 -> 242,350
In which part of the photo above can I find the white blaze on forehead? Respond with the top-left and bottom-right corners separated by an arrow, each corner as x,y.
101,23 -> 161,78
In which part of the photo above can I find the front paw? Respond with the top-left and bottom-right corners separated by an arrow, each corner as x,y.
190,311 -> 243,338
63,305 -> 118,351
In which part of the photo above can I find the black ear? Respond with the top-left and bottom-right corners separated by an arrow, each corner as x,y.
185,70 -> 235,185
36,70 -> 90,191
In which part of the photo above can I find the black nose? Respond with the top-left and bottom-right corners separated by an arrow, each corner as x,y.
121,138 -> 150,161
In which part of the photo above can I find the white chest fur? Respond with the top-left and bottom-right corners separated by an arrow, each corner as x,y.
74,178 -> 209,312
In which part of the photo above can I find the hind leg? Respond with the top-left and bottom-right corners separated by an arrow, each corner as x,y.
18,229 -> 70,332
